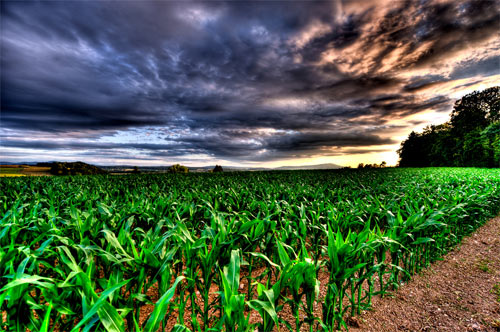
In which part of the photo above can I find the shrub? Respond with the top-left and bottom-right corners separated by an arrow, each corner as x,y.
168,164 -> 189,173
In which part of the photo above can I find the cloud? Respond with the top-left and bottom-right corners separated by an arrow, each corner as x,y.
1,0 -> 498,164
450,55 -> 500,80
1,129 -> 396,161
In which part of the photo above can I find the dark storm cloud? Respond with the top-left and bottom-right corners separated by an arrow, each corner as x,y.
408,0 -> 500,68
1,0 -> 499,162
368,94 -> 451,117
403,75 -> 447,92
301,10 -> 370,62
346,0 -> 500,73
449,56 -> 500,80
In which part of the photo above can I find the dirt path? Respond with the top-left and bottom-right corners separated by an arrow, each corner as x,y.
350,216 -> 500,332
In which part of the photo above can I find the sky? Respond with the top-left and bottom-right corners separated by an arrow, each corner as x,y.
1,0 -> 499,167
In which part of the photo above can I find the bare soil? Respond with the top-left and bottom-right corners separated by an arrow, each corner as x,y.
350,216 -> 500,332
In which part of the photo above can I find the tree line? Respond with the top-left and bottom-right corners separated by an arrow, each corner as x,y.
36,162 -> 108,175
398,86 -> 499,168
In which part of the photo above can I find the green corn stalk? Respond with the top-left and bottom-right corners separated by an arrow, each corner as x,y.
219,249 -> 251,332
1,168 -> 499,331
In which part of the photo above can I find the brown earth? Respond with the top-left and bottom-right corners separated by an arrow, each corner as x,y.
350,216 -> 500,332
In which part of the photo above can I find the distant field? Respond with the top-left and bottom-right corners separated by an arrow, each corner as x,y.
0,168 -> 499,331
0,167 -> 23,177
0,165 -> 51,177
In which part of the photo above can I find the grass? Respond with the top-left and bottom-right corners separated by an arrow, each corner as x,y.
477,259 -> 493,273
0,168 -> 23,176
0,173 -> 26,177
0,165 -> 51,177
492,283 -> 500,303
0,168 -> 22,173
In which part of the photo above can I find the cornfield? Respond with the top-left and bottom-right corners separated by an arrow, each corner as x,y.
1,168 -> 499,331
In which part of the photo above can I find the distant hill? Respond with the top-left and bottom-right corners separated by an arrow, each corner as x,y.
190,163 -> 342,171
43,162 -> 108,175
101,163 -> 342,173
2,162 -> 344,174
274,163 -> 342,170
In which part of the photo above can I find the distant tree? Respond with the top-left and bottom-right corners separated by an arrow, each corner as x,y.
397,131 -> 430,167
49,162 -> 107,175
449,87 -> 499,166
480,121 -> 500,167
398,86 -> 499,168
427,123 -> 455,166
132,166 -> 141,174
213,165 -> 223,172
355,162 -> 386,169
168,164 -> 189,173
450,87 -> 498,135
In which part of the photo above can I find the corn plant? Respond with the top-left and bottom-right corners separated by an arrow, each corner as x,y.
0,168 -> 498,331
218,249 -> 251,332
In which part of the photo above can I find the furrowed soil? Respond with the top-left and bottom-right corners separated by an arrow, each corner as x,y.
350,216 -> 500,332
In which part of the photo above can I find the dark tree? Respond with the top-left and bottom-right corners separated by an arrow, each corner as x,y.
49,162 -> 107,175
213,165 -> 223,172
397,131 -> 430,167
451,87 -> 499,133
398,86 -> 499,168
168,164 -> 189,173
427,123 -> 455,166
481,122 -> 500,167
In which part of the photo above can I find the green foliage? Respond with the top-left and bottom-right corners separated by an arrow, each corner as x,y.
492,283 -> 500,303
398,86 -> 499,167
219,250 -> 250,332
168,164 -> 189,173
0,168 -> 499,331
476,259 -> 492,274
49,161 -> 108,175
213,165 -> 224,172
144,276 -> 184,332
357,161 -> 386,169
481,122 -> 500,168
